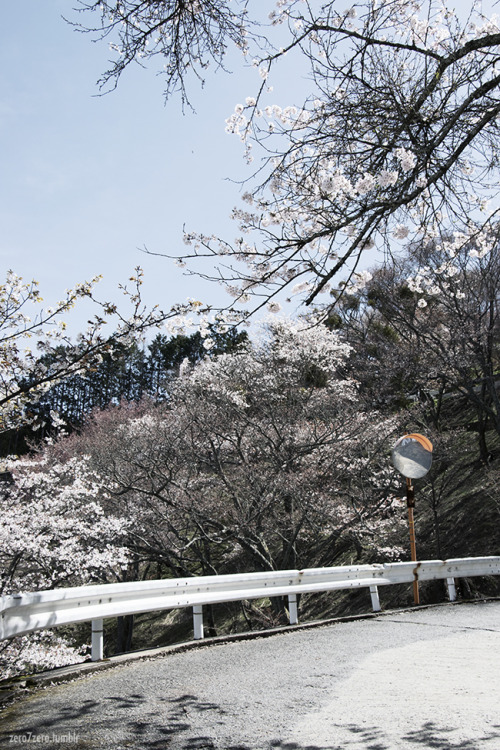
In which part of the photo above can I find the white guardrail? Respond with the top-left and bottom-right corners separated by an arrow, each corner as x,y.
1,556 -> 499,662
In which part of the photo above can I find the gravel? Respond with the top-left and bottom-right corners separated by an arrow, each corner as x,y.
1,601 -> 499,750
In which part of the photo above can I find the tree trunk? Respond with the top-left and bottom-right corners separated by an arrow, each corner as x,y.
476,408 -> 490,464
116,614 -> 134,653
205,604 -> 217,637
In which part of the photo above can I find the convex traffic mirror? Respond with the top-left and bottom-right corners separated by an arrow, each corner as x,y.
391,433 -> 433,480
390,433 -> 433,606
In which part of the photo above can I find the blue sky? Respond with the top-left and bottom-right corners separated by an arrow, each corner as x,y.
0,1 -> 300,336
3,1 -> 477,339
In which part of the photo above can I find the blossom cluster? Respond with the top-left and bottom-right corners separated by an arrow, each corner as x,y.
405,226 -> 496,307
0,453 -> 135,677
0,632 -> 88,680
1,455 -> 132,594
170,0 -> 500,315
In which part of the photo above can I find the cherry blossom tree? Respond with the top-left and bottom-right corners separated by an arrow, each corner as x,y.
73,1 -> 500,318
174,318 -> 404,571
338,226 -> 500,460
60,401 -> 204,579
0,267 -> 205,438
68,318 -> 404,583
0,453 -> 132,677
0,455 -> 131,596
185,1 -> 500,317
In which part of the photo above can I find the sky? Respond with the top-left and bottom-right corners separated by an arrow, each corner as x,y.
0,1 -> 307,337
0,1 -> 482,341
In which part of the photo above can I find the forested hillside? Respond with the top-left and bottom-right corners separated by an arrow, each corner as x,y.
0,326 -> 247,456
2,237 -> 500,676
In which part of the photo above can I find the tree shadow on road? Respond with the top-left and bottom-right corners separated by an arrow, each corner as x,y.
323,720 -> 500,750
135,717 -> 500,750
402,720 -> 500,749
0,692 -> 220,748
0,690 -> 338,749
2,693 -> 499,750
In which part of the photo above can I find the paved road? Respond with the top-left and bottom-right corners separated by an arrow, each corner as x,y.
1,602 -> 499,750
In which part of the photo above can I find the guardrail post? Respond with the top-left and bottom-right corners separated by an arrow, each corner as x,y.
91,619 -> 104,661
446,577 -> 457,602
369,585 -> 381,612
288,594 -> 298,625
193,605 -> 204,639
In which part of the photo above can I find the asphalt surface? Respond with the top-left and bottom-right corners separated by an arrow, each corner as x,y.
1,601 -> 499,750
